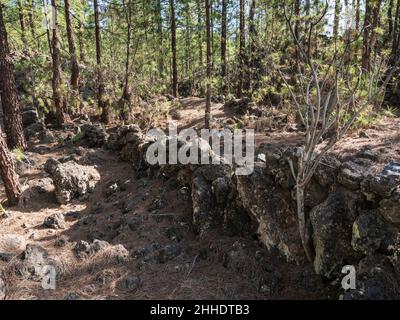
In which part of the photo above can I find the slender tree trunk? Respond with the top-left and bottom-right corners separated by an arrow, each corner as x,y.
27,0 -> 36,44
17,0 -> 28,48
210,0 -> 214,69
333,0 -> 341,42
94,0 -> 109,123
155,0 -> 164,78
369,0 -> 382,56
64,0 -> 80,114
120,0 -> 132,121
392,0 -> 400,56
247,0 -> 256,95
170,0 -> 178,97
362,0 -> 373,71
355,0 -> 360,30
220,0 -> 227,95
294,0 -> 301,63
77,0 -> 85,63
237,0 -> 245,99
205,0 -> 211,129
0,130 -> 22,206
184,0 -> 192,93
388,0 -> 394,40
197,0 -> 203,68
43,0 -> 52,55
50,0 -> 67,126
0,3 -> 27,150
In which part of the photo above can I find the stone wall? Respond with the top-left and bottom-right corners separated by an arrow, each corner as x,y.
82,124 -> 400,299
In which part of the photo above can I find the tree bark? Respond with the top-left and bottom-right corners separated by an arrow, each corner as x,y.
355,0 -> 360,30
120,0 -> 133,121
333,0 -> 341,42
43,0 -> 52,55
155,0 -> 164,78
17,0 -> 27,48
0,130 -> 22,206
0,3 -> 27,151
220,0 -> 227,95
205,0 -> 211,129
392,0 -> 400,56
94,0 -> 109,123
170,0 -> 178,97
388,0 -> 394,39
362,0 -> 382,72
64,0 -> 80,114
51,0 -> 67,127
294,0 -> 301,63
237,0 -> 245,99
247,0 -> 256,95
197,0 -> 203,68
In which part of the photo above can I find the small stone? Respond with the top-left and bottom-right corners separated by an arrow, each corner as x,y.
89,240 -> 110,255
65,211 -> 81,219
74,241 -> 91,255
55,235 -> 69,247
157,244 -> 182,264
64,292 -> 82,300
116,275 -> 141,292
43,213 -> 66,229
149,197 -> 166,211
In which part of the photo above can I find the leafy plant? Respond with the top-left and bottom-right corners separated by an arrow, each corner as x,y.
12,147 -> 26,162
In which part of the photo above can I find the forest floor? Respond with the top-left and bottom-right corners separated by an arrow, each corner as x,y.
0,97 -> 399,300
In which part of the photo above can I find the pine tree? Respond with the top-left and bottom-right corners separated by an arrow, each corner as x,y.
0,129 -> 22,206
0,2 -> 27,151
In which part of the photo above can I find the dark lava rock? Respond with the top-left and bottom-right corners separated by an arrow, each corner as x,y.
43,213 -> 66,229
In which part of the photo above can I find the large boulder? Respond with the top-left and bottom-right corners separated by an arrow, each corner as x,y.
361,161 -> 400,200
380,189 -> 400,224
191,164 -> 236,237
81,124 -> 109,147
337,161 -> 366,191
343,255 -> 400,300
351,210 -> 396,255
15,245 -> 57,281
191,175 -> 217,236
236,162 -> 304,262
311,187 -> 362,279
44,159 -> 100,204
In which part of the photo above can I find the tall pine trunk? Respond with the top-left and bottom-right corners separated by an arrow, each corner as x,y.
170,0 -> 178,97
333,0 -> 341,43
362,0 -> 382,72
120,0 -> 133,121
51,0 -> 67,127
247,0 -> 256,95
197,0 -> 203,68
64,0 -> 80,114
0,3 -> 27,151
17,0 -> 27,48
220,0 -> 227,95
237,0 -> 245,99
0,130 -> 22,206
205,0 -> 211,129
155,0 -> 164,78
94,0 -> 109,123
